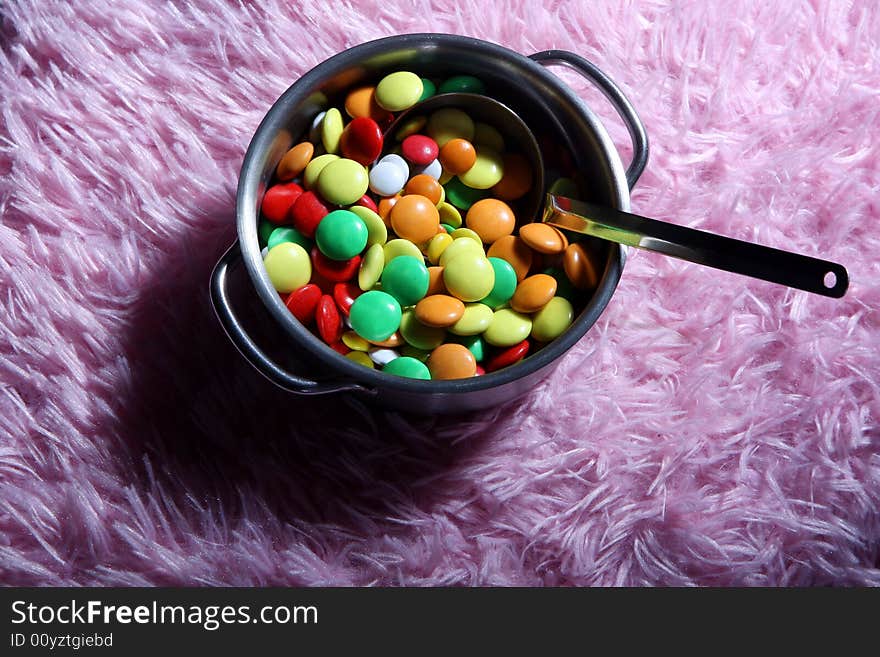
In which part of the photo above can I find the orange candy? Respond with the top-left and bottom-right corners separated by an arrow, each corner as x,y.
491,153 -> 533,201
563,242 -> 599,290
426,266 -> 447,295
518,223 -> 568,254
390,194 -> 440,244
404,174 -> 443,205
438,138 -> 477,175
428,343 -> 477,379
487,235 -> 533,282
344,86 -> 394,126
465,198 -> 516,244
415,294 -> 466,328
510,274 -> 557,313
377,194 -> 401,226
276,142 -> 314,181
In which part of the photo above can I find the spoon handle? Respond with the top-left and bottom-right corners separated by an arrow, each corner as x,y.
544,195 -> 849,298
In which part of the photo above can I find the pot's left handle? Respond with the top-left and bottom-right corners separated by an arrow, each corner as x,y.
210,241 -> 374,396
530,50 -> 648,190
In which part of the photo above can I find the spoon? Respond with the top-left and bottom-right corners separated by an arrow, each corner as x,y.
384,93 -> 849,298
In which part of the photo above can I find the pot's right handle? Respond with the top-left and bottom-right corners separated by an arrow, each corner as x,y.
530,50 -> 649,190
210,241 -> 373,397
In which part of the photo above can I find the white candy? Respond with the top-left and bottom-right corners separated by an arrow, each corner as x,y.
413,158 -> 442,180
261,246 -> 269,259
369,161 -> 408,196
368,348 -> 399,366
377,153 -> 409,175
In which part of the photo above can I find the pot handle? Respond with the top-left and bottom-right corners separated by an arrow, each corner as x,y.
210,241 -> 374,397
530,50 -> 649,190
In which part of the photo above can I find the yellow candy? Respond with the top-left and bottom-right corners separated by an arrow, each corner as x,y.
473,122 -> 505,151
345,351 -> 374,368
531,297 -> 575,342
358,243 -> 385,291
321,108 -> 344,154
443,252 -> 495,302
399,310 -> 446,350
303,153 -> 339,189
375,72 -> 423,112
450,227 -> 482,244
426,232 -> 453,265
263,242 -> 311,293
484,308 -> 533,347
459,147 -> 504,190
348,205 -> 387,247
383,238 -> 424,265
427,108 -> 475,147
342,330 -> 371,352
439,237 -> 484,267
448,303 -> 493,336
438,201 -> 462,228
395,115 -> 427,141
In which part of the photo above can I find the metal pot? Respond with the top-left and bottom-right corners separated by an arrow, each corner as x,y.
210,33 -> 648,413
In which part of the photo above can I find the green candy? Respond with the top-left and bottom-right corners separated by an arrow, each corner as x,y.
481,258 -> 518,309
258,219 -> 275,248
315,210 -> 368,261
268,226 -> 311,251
449,334 -> 485,362
381,255 -> 429,306
543,267 -> 578,301
444,177 -> 490,210
418,78 -> 437,102
440,223 -> 455,234
439,75 -> 486,94
383,356 -> 431,380
400,310 -> 446,350
349,291 -> 402,342
400,345 -> 431,362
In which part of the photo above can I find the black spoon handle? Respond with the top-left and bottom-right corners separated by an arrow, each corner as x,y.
544,195 -> 849,298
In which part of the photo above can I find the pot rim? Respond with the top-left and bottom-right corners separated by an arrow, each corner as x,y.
236,33 -> 629,395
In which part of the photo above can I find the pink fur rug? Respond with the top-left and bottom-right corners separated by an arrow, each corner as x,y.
1,0 -> 878,587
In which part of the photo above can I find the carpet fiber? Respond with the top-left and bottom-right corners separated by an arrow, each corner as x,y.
1,0 -> 878,586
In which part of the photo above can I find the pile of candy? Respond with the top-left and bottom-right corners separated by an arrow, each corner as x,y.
258,71 -> 599,380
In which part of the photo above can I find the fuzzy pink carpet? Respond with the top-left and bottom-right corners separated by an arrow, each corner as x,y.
1,0 -> 878,587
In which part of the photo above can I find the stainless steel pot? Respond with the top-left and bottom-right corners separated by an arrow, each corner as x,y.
210,33 -> 648,413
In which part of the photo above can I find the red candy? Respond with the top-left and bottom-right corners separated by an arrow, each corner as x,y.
284,284 -> 322,324
486,340 -> 530,372
340,117 -> 383,166
354,194 -> 378,212
332,281 -> 362,316
401,135 -> 439,166
311,247 -> 361,282
328,341 -> 350,355
475,365 -> 486,376
261,182 -> 303,224
290,190 -> 329,238
316,294 -> 343,344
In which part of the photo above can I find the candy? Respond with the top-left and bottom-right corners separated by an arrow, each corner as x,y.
484,308 -> 532,347
383,238 -> 424,264
415,294 -> 466,328
444,176 -> 490,210
543,267 -> 578,301
381,255 -> 429,306
450,227 -> 482,244
472,122 -> 504,151
444,252 -> 495,302
439,75 -> 486,94
426,266 -> 447,295
346,351 -> 374,368
258,219 -> 275,247
491,153 -> 533,201
402,135 -> 439,166
375,71 -> 423,111
268,226 -> 311,251
458,147 -> 504,190
563,242 -> 599,290
345,86 -> 393,124
261,182 -> 303,224
304,153 -> 340,189
428,343 -> 477,380
388,194 -> 440,244
531,296 -> 574,342
449,333 -> 485,361
427,108 -> 475,147
377,194 -> 400,223
354,194 -> 378,212
358,243 -> 385,290
368,347 -> 399,366
290,190 -> 329,238
263,243 -> 312,293
426,232 -> 452,264
413,158 -> 442,180
339,117 -> 384,166
309,110 -> 326,143
321,108 -> 344,154
315,209 -> 368,261
485,339 -> 530,372
311,247 -> 361,282
438,236 -> 483,267
448,302 -> 493,336
285,283 -> 322,324
369,331 -> 403,348
276,142 -> 314,181
333,281 -> 362,316
481,257 -> 518,309
404,174 -> 443,205
317,158 -> 370,206
342,330 -> 370,351
400,310 -> 446,350
347,205 -> 387,247
465,198 -> 516,244
519,223 -> 568,254
487,235 -> 533,281
383,356 -> 431,379
438,138 -> 476,175
316,294 -> 343,343
329,341 -> 350,355
401,345 -> 431,362
437,202 -> 463,228
349,290 -> 402,342
510,274 -> 557,313
369,154 -> 409,196
395,115 -> 427,141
